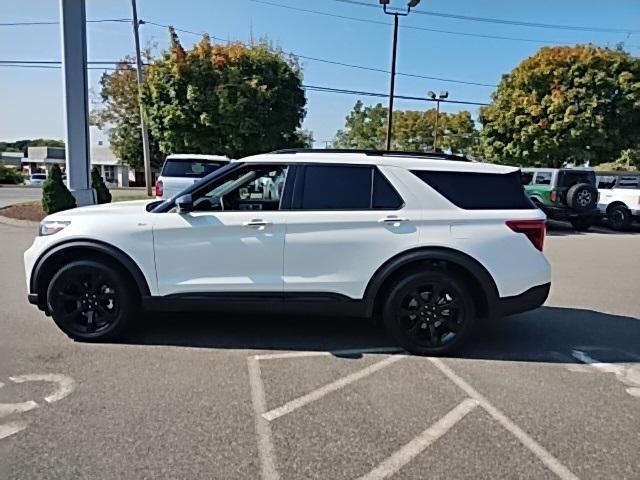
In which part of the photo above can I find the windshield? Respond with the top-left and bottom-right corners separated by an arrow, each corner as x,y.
161,159 -> 227,178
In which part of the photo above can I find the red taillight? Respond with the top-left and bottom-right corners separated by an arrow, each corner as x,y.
506,220 -> 546,251
550,191 -> 558,203
155,179 -> 163,198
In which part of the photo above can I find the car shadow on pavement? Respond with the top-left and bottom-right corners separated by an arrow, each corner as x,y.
120,306 -> 639,363
546,220 -> 640,236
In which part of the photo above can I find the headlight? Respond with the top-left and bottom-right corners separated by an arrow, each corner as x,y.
39,221 -> 70,236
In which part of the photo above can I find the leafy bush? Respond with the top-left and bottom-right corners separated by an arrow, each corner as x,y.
91,167 -> 112,204
42,164 -> 76,214
0,164 -> 24,184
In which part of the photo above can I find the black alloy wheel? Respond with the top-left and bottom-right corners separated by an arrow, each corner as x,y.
383,270 -> 475,355
47,260 -> 135,341
607,205 -> 632,231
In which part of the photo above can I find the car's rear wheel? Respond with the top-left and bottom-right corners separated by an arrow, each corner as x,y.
382,270 -> 475,355
607,205 -> 632,231
46,260 -> 137,341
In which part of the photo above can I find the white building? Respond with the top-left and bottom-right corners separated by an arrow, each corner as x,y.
21,128 -> 130,187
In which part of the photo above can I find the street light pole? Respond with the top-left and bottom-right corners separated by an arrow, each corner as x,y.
433,99 -> 440,152
131,0 -> 153,196
380,0 -> 421,151
427,90 -> 449,152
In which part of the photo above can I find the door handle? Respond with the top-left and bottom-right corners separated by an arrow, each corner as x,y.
378,216 -> 408,224
243,219 -> 271,228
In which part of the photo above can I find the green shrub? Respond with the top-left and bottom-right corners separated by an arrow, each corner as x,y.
42,164 -> 76,214
0,164 -> 24,184
91,167 -> 112,204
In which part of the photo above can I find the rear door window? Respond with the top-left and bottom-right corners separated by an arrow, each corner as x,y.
161,159 -> 226,178
520,171 -> 534,185
617,176 -> 640,189
411,170 -> 535,210
534,172 -> 552,185
293,165 -> 404,210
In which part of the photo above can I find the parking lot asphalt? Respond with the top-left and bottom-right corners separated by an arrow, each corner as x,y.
0,221 -> 638,479
0,186 -> 42,208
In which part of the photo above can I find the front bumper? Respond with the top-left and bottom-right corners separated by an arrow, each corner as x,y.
495,282 -> 550,318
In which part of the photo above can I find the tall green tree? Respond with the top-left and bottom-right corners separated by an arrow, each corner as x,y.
333,101 -> 479,154
480,45 -> 640,167
91,55 -> 162,171
42,164 -> 76,214
142,30 -> 307,158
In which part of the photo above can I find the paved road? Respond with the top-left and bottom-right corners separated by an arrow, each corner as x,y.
0,186 -> 42,208
0,221 -> 638,479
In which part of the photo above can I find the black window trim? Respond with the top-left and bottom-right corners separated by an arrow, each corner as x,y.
290,163 -> 405,211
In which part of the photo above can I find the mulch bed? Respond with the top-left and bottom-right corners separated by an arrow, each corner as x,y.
0,202 -> 46,222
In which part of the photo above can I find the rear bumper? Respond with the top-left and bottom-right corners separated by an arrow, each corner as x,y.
495,282 -> 550,318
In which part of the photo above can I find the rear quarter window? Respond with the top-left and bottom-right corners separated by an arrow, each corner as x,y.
161,160 -> 225,178
412,170 -> 535,210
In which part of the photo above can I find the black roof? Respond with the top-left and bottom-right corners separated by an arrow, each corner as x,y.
271,148 -> 471,162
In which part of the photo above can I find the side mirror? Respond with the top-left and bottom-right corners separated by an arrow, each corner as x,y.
175,194 -> 193,213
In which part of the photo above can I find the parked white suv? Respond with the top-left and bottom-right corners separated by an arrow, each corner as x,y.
24,150 -> 551,355
155,154 -> 229,199
596,172 -> 640,230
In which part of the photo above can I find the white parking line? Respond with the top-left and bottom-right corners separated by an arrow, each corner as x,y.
254,347 -> 403,361
428,357 -> 579,480
571,350 -> 640,398
0,421 -> 28,440
9,374 -> 76,403
263,355 -> 404,422
247,356 -> 280,480
356,398 -> 478,480
0,400 -> 39,418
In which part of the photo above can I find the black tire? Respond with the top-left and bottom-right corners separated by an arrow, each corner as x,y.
607,205 -> 632,231
381,270 -> 475,356
569,217 -> 593,231
566,183 -> 598,211
46,259 -> 138,341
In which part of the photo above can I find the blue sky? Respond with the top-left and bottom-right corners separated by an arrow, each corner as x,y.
1,0 -> 639,146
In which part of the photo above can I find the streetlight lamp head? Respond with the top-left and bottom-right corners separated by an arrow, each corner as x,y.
427,91 -> 436,100
379,0 -> 390,5
439,91 -> 449,99
407,0 -> 421,8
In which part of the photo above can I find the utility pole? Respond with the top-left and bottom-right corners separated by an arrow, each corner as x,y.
433,99 -> 440,152
131,0 -> 153,196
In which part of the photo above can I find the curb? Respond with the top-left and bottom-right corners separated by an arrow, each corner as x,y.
0,215 -> 39,228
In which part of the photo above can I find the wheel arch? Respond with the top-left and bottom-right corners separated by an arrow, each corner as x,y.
30,240 -> 151,309
364,247 -> 500,320
606,201 -> 630,214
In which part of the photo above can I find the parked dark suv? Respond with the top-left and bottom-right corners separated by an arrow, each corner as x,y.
521,168 -> 599,230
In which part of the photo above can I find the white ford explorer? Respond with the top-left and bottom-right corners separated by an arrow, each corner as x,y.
24,149 -> 551,355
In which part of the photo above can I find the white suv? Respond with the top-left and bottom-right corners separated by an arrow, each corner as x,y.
155,154 -> 229,199
596,172 -> 640,230
24,150 -> 551,355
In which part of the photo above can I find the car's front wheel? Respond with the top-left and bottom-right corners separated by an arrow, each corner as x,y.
382,270 -> 475,355
46,260 -> 137,341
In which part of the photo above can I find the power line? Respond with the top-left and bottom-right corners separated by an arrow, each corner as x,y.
143,20 -> 498,88
0,62 -> 489,105
250,0 -> 571,46
331,0 -> 640,34
0,18 -> 131,26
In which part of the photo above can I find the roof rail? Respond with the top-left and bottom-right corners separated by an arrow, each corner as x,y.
271,148 -> 471,162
